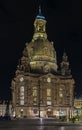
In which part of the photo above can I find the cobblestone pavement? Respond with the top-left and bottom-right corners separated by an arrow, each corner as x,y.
0,119 -> 82,130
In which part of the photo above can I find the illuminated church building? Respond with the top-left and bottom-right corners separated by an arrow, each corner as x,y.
11,8 -> 75,118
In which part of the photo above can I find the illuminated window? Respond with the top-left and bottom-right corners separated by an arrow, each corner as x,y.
59,93 -> 63,97
33,97 -> 37,102
47,89 -> 51,96
47,88 -> 51,105
59,88 -> 63,98
47,97 -> 51,100
47,101 -> 52,105
20,86 -> 24,105
33,87 -> 37,104
33,89 -> 37,97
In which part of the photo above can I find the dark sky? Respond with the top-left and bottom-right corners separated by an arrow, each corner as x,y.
0,0 -> 82,100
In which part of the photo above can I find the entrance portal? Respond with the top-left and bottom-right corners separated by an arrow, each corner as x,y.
47,109 -> 53,117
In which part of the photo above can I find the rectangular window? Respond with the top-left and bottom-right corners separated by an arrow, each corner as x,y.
20,86 -> 24,105
20,100 -> 24,105
47,89 -> 51,96
59,88 -> 63,97
33,97 -> 37,102
47,97 -> 51,100
47,101 -> 52,105
33,87 -> 37,104
33,89 -> 37,97
47,88 -> 51,105
59,93 -> 63,97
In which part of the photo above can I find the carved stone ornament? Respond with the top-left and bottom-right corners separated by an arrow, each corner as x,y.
19,77 -> 24,82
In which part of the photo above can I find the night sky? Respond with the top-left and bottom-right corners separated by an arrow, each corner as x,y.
0,0 -> 82,100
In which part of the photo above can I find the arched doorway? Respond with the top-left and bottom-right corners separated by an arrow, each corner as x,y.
47,108 -> 53,117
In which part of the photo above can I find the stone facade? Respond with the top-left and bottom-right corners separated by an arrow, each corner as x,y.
11,8 -> 75,118
74,98 -> 82,118
0,103 -> 6,116
0,102 -> 12,117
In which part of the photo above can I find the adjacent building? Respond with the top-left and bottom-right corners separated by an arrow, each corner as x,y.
0,101 -> 12,117
74,98 -> 82,118
0,102 -> 6,116
11,8 -> 75,118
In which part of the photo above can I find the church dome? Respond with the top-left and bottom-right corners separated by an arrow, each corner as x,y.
20,7 -> 58,74
26,38 -> 57,73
